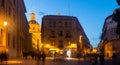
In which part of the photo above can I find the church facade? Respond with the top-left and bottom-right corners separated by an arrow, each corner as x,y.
29,13 -> 42,52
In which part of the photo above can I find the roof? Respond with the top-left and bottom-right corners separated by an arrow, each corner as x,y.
42,15 -> 77,19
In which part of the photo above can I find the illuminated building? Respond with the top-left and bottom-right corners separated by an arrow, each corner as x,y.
99,9 -> 120,57
0,0 -> 30,58
29,13 -> 41,52
41,15 -> 91,57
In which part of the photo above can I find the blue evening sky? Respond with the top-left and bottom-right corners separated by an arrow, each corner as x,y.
24,0 -> 119,47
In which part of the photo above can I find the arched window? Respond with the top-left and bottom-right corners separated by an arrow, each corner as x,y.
1,0 -> 5,7
65,31 -> 71,38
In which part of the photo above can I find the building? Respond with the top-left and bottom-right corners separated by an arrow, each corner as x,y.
117,0 -> 120,5
0,0 -> 30,58
99,8 -> 120,57
41,15 -> 91,57
29,13 -> 41,52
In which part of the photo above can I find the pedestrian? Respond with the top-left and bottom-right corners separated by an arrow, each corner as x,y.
77,52 -> 81,63
99,53 -> 104,65
0,51 -> 8,64
112,53 -> 117,65
0,53 -> 1,64
41,52 -> 46,65
90,53 -> 98,65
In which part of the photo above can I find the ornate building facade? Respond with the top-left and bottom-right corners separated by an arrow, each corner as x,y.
29,13 -> 41,52
41,15 -> 91,57
99,9 -> 120,57
0,0 -> 30,58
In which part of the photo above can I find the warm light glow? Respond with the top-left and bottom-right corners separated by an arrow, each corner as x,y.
4,60 -> 22,64
49,48 -> 56,50
92,48 -> 97,53
79,35 -> 83,49
4,21 -> 7,26
67,50 -> 71,58
71,44 -> 77,48
79,35 -> 82,43
49,47 -> 59,52
40,44 -> 43,47
46,44 -> 50,47
44,44 -> 51,48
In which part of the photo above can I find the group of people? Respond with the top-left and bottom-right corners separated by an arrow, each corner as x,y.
90,53 -> 104,65
0,52 -> 8,64
38,52 -> 46,64
23,52 -> 46,65
112,52 -> 120,65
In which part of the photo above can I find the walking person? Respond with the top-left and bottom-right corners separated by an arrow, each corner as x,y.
0,51 -> 8,64
99,53 -> 104,65
90,53 -> 98,65
41,52 -> 46,65
112,53 -> 118,65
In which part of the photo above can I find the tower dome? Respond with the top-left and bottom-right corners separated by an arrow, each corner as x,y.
30,13 -> 36,20
29,13 -> 39,25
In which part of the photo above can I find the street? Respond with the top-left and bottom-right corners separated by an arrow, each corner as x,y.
0,57 -> 114,65
0,58 -> 90,65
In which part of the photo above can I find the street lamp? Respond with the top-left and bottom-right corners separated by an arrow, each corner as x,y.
4,21 -> 7,26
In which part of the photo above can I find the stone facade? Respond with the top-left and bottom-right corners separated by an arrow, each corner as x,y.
0,0 -> 30,58
99,9 -> 120,57
41,15 -> 90,57
29,13 -> 41,52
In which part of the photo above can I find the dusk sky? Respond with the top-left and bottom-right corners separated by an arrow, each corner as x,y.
24,0 -> 119,47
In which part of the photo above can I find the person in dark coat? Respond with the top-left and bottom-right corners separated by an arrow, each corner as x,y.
99,53 -> 104,65
112,53 -> 118,65
0,52 -> 8,64
41,53 -> 46,65
91,53 -> 98,65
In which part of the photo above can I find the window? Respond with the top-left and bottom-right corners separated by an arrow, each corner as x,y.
1,0 -> 5,7
49,31 -> 56,38
58,40 -> 64,48
0,29 -> 3,44
38,29 -> 40,31
58,31 -> 63,36
13,0 -> 16,5
8,34 -> 11,46
65,21 -> 68,27
8,7 -> 11,16
48,21 -> 52,27
53,22 -> 56,27
69,22 -> 71,25
58,21 -> 62,27
33,27 -> 35,30
13,14 -> 15,22
65,31 -> 72,38
13,36 -> 15,48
